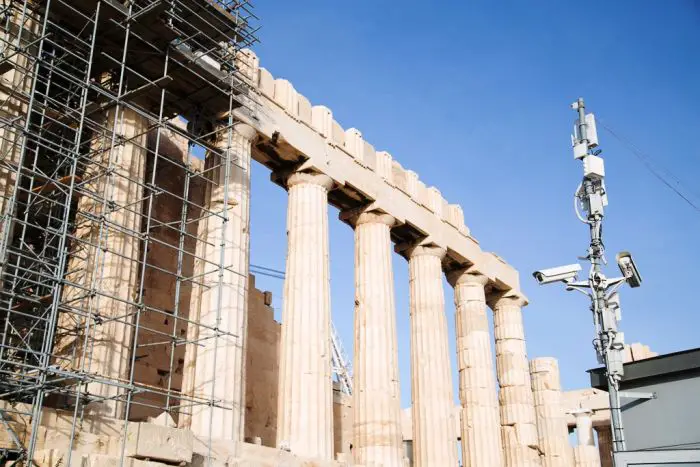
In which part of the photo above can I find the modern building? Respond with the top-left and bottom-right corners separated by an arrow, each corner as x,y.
589,347 -> 700,466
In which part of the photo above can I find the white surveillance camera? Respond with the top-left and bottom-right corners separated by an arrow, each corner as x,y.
616,251 -> 642,288
533,263 -> 582,285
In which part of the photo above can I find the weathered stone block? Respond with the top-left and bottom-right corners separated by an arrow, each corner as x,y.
312,105 -> 333,138
258,68 -> 274,98
428,187 -> 443,216
331,120 -> 345,146
392,160 -> 407,193
298,94 -> 312,125
363,141 -> 376,171
405,170 -> 419,200
344,128 -> 363,161
273,79 -> 299,117
375,151 -> 393,183
417,181 -> 428,208
235,48 -> 259,85
125,423 -> 193,463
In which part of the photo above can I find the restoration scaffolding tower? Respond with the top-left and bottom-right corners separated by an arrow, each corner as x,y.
0,0 -> 258,464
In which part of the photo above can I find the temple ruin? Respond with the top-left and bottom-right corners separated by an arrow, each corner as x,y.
0,1 -> 623,466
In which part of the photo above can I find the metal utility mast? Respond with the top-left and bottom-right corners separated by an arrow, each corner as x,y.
534,98 -> 643,459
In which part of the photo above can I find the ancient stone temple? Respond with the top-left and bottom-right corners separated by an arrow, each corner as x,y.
0,1 -> 618,466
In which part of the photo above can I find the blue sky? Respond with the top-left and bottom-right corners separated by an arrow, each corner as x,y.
245,1 -> 700,408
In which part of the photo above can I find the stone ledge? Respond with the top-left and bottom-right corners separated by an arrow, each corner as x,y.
126,422 -> 193,463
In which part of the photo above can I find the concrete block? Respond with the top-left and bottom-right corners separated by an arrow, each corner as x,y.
312,105 -> 333,138
125,422 -> 193,463
258,67 -> 274,98
297,94 -> 312,125
273,79 -> 299,117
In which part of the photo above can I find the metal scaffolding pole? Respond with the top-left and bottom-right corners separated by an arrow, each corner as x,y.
0,0 -> 259,465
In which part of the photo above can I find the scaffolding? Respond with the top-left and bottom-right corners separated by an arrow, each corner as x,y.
0,0 -> 258,464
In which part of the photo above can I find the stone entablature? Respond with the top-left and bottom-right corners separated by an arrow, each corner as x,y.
234,49 -> 524,302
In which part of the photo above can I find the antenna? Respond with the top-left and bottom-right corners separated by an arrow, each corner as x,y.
533,98 -> 643,462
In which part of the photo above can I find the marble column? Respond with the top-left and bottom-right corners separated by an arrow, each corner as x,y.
595,425 -> 613,467
351,211 -> 403,466
277,171 -> 334,459
55,107 -> 147,418
491,295 -> 541,466
407,245 -> 458,467
530,357 -> 574,467
180,122 -> 256,443
447,269 -> 502,467
573,410 -> 601,467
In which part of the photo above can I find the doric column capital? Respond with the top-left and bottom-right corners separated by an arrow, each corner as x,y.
212,121 -> 258,144
446,268 -> 489,288
286,171 -> 334,191
404,244 -> 446,260
232,122 -> 257,142
356,211 -> 395,227
488,291 -> 528,309
340,207 -> 396,228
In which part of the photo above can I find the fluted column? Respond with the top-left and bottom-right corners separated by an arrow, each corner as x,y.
447,270 -> 502,467
573,410 -> 601,467
595,426 -> 613,467
351,211 -> 403,466
407,245 -> 458,467
530,358 -> 574,467
180,122 -> 256,444
277,172 -> 334,459
54,107 -> 147,418
491,295 -> 541,466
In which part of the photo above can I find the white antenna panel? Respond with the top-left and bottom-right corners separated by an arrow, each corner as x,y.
586,113 -> 599,148
574,113 -> 600,148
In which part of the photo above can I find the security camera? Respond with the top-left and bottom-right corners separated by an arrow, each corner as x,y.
533,263 -> 582,285
616,251 -> 642,288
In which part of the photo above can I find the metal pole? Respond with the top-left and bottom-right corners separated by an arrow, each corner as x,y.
575,98 -> 626,454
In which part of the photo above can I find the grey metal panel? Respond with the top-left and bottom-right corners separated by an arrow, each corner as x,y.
619,374 -> 700,452
589,348 -> 700,389
615,449 -> 700,466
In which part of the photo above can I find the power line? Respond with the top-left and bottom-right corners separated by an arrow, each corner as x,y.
597,118 -> 700,214
250,263 -> 285,279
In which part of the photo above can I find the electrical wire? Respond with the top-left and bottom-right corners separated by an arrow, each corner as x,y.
597,118 -> 700,214
249,263 -> 285,280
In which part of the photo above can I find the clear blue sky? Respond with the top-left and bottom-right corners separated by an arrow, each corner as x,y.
245,1 -> 700,408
